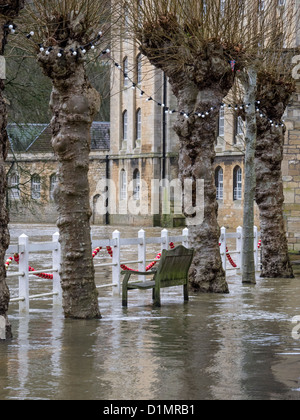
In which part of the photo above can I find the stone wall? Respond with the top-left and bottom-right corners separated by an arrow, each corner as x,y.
7,154 -> 108,225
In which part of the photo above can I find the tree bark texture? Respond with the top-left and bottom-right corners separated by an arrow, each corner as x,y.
0,73 -> 11,339
38,54 -> 101,319
240,68 -> 257,284
255,74 -> 294,278
139,20 -> 243,292
172,82 -> 228,293
0,1 -> 25,339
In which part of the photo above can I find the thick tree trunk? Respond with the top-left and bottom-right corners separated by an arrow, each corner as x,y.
240,68 -> 257,284
47,63 -> 101,319
256,126 -> 294,278
0,10 -> 19,340
0,76 -> 11,339
173,82 -> 228,293
255,74 -> 294,278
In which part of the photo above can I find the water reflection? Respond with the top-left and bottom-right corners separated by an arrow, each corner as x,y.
1,224 -> 300,400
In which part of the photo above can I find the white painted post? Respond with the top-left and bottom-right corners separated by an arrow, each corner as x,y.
18,234 -> 29,313
52,232 -> 62,306
138,229 -> 146,282
253,226 -> 259,271
112,230 -> 121,296
182,228 -> 189,248
220,227 -> 227,274
236,226 -> 243,274
0,316 -> 6,340
161,229 -> 169,251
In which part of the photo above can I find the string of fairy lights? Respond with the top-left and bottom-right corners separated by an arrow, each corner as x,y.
4,23 -> 286,128
111,56 -> 286,128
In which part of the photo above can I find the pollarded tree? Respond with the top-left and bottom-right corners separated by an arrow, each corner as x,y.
253,0 -> 298,279
234,1 -> 297,280
255,26 -> 298,278
123,0 -> 276,293
0,0 -> 25,340
17,0 -> 115,319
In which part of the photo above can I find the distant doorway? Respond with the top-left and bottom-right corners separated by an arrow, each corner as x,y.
92,194 -> 101,225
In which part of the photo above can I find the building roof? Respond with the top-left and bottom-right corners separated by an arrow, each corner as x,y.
7,122 -> 110,154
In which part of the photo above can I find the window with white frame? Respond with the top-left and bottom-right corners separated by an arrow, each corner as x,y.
137,54 -> 142,85
236,116 -> 245,136
123,110 -> 128,142
215,167 -> 224,200
50,174 -> 58,201
137,0 -> 143,27
218,108 -> 225,137
133,169 -> 140,200
220,0 -> 226,16
9,173 -> 20,200
31,174 -> 41,200
258,0 -> 265,12
136,108 -> 142,141
233,166 -> 242,200
120,169 -> 127,201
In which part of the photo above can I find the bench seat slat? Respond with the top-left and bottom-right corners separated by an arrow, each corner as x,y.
127,280 -> 155,289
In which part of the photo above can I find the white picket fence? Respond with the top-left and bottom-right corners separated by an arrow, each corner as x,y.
5,226 -> 260,312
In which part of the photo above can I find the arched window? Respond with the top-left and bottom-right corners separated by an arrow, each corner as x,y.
9,173 -> 20,200
31,174 -> 41,200
215,167 -> 223,200
50,174 -> 58,201
120,169 -> 127,201
133,169 -> 140,200
122,110 -> 128,141
233,166 -> 242,200
136,108 -> 142,141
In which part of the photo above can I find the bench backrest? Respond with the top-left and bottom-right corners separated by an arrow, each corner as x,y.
155,245 -> 194,286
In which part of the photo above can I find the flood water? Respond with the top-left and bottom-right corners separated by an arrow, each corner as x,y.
1,224 -> 300,400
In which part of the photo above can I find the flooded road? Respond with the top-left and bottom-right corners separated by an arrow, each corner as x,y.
1,224 -> 300,400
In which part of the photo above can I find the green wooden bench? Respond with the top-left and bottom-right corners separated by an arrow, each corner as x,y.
122,245 -> 194,307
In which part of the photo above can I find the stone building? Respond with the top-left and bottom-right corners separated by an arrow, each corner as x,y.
6,122 -> 110,224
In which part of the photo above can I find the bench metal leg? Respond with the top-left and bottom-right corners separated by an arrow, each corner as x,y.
153,285 -> 161,307
184,283 -> 189,302
122,272 -> 132,307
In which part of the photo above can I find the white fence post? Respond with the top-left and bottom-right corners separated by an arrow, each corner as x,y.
161,229 -> 169,251
138,229 -> 146,282
18,234 -> 29,313
112,230 -> 121,296
236,226 -> 243,274
220,227 -> 227,273
52,232 -> 62,305
253,226 -> 259,271
182,228 -> 189,248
